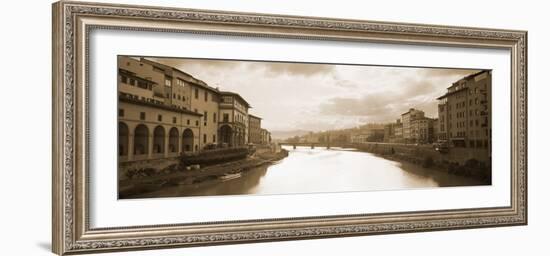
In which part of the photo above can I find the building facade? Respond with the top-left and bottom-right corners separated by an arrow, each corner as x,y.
218,91 -> 251,147
118,56 -> 270,163
436,70 -> 492,153
350,129 -> 385,143
410,117 -> 435,144
260,129 -> 271,144
383,119 -> 402,142
401,108 -> 425,141
248,114 -> 262,144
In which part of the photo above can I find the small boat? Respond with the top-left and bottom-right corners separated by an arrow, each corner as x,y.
219,173 -> 242,181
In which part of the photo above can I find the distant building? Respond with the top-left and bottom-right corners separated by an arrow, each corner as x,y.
436,70 -> 491,152
248,114 -> 262,144
410,117 -> 435,144
401,108 -> 425,141
304,131 -> 319,143
384,119 -> 402,142
260,128 -> 271,144
433,118 -> 440,140
350,129 -> 385,143
394,122 -> 403,140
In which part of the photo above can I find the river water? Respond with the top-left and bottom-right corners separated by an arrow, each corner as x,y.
144,146 -> 487,198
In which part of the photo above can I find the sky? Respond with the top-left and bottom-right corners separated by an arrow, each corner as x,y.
150,57 -> 479,134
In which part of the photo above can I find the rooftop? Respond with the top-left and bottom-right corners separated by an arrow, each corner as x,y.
220,91 -> 252,108
139,58 -> 220,94
119,93 -> 203,117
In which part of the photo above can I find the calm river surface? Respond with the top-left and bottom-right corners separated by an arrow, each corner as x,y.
145,146 -> 487,197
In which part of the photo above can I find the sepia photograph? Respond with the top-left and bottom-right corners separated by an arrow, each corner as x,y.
117,56 -> 492,199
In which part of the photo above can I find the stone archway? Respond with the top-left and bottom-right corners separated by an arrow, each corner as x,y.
219,125 -> 233,146
168,127 -> 179,153
134,124 -> 149,155
153,126 -> 165,154
182,128 -> 194,152
118,122 -> 129,156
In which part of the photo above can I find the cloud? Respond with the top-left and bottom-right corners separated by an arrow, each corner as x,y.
149,57 -> 335,78
147,57 -> 242,71
421,68 -> 481,78
334,79 -> 359,89
318,77 -> 446,122
261,62 -> 335,77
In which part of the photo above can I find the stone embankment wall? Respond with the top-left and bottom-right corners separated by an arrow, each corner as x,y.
119,157 -> 179,181
349,142 -> 491,181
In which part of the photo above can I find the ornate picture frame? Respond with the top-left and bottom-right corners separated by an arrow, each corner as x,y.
52,1 -> 527,255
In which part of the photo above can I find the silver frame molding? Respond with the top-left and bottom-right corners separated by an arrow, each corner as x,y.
52,1 -> 527,255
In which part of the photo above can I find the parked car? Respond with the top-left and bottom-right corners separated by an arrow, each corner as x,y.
433,140 -> 449,153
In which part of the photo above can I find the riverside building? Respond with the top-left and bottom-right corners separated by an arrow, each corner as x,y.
436,70 -> 492,154
117,56 -> 270,163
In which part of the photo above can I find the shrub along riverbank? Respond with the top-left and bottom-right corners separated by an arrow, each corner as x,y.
350,143 -> 491,183
119,149 -> 288,198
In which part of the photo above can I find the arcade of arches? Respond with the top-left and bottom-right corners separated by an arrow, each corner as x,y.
118,121 -> 197,161
218,124 -> 246,147
119,122 -> 246,162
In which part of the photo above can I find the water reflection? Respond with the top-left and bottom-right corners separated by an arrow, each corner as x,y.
145,146 -> 487,197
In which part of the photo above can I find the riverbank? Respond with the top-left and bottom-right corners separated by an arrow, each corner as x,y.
348,143 -> 491,183
119,149 -> 288,198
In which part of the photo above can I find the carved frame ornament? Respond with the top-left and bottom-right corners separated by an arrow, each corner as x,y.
52,1 -> 527,255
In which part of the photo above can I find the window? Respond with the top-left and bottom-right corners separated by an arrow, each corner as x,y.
204,111 -> 208,121
203,134 -> 207,143
204,91 -> 208,102
195,88 -> 199,99
213,134 -> 216,143
177,95 -> 181,100
140,112 -> 145,120
137,80 -> 147,89
223,113 -> 229,122
158,115 -> 162,122
120,75 -> 128,84
172,94 -> 176,99
177,78 -> 184,87
118,108 -> 124,117
187,119 -> 190,125
195,120 -> 199,126
165,77 -> 172,87
172,117 -> 177,124
213,113 -> 217,123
